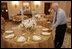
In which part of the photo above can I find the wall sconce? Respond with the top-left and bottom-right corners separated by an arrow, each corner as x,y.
23,2 -> 29,7
33,1 -> 41,7
11,1 -> 19,8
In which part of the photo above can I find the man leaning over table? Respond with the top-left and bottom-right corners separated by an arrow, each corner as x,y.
51,3 -> 67,48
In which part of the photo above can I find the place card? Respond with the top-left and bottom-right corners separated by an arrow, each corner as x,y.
5,30 -> 13,34
41,32 -> 51,36
5,34 -> 14,39
42,28 -> 49,31
47,22 -> 51,23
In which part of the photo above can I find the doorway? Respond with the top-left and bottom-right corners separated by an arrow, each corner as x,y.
1,2 -> 9,21
44,3 -> 51,15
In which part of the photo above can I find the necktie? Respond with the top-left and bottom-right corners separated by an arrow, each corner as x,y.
54,12 -> 57,24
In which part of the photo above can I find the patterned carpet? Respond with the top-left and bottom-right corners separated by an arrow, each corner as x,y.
62,32 -> 71,48
1,21 -> 71,48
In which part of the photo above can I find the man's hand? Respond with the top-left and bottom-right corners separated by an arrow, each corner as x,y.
51,25 -> 56,30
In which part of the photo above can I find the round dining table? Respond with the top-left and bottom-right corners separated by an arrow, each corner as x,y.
2,25 -> 54,48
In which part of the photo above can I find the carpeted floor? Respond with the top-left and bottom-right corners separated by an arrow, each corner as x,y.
62,32 -> 71,48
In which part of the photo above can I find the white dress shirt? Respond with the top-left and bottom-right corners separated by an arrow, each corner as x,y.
52,8 -> 67,28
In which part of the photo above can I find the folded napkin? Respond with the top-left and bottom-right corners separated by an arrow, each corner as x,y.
32,35 -> 41,41
16,36 -> 26,42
